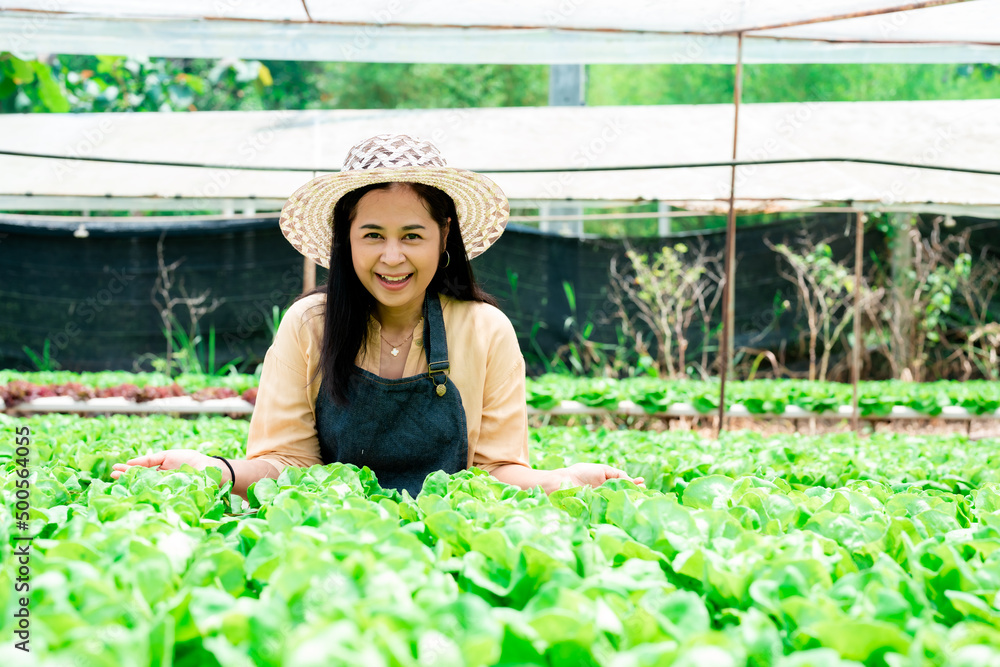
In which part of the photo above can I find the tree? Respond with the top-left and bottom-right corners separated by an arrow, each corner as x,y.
766,233 -> 877,382
609,241 -> 724,379
587,63 -> 1000,106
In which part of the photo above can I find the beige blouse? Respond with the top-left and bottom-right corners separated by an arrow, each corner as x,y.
245,291 -> 531,477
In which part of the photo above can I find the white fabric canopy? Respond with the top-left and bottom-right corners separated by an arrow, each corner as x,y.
1,99 -> 998,207
2,0 -> 999,63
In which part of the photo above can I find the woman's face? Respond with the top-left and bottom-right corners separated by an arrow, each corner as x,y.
349,183 -> 449,315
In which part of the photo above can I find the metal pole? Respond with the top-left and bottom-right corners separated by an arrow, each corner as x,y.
302,171 -> 318,293
852,210 -> 865,433
657,200 -> 671,236
716,31 -> 743,438
549,64 -> 586,237
303,256 -> 316,293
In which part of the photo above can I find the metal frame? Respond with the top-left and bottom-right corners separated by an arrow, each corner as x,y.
3,2 -> 997,64
4,1 -> 998,440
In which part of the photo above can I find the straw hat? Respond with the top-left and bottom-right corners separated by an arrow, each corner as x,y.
279,134 -> 510,269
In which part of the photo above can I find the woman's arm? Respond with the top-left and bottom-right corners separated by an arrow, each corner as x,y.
243,299 -> 325,477
222,458 -> 281,501
112,299 -> 323,502
490,462 -> 645,494
469,307 -> 645,494
464,306 -> 644,493
111,450 -> 280,502
489,464 -> 561,494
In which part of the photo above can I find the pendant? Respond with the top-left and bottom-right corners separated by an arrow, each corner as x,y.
390,347 -> 399,357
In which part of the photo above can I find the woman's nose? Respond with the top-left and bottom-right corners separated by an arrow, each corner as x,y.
381,240 -> 405,264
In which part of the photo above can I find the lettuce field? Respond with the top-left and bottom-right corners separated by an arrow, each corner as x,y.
2,413 -> 1000,666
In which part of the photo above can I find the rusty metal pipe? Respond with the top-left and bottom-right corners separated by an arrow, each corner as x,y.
716,31 -> 744,438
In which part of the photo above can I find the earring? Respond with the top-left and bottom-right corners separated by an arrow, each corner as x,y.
441,250 -> 451,268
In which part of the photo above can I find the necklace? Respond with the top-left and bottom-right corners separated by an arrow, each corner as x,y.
379,331 -> 413,357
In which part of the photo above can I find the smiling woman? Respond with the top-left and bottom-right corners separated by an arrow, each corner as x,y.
111,134 -> 644,498
349,183 -> 455,363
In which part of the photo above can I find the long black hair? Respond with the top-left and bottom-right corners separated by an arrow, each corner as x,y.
296,181 -> 497,405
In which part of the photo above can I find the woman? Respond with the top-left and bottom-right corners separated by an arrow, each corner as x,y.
112,134 -> 643,499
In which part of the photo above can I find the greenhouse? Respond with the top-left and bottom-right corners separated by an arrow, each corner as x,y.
2,2 -> 1000,666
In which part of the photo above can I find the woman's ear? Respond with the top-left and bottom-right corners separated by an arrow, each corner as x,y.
441,217 -> 452,252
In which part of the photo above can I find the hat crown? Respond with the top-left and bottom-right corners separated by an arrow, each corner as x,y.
342,133 -> 448,172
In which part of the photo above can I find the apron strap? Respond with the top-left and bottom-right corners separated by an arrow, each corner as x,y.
422,292 -> 450,386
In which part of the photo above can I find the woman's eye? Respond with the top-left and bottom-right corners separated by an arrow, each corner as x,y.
361,231 -> 421,240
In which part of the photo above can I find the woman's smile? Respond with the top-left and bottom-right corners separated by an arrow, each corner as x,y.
376,272 -> 414,290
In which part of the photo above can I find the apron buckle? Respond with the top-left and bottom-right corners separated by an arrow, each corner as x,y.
428,359 -> 449,397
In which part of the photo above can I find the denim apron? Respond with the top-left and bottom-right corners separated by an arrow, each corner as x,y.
314,292 -> 468,497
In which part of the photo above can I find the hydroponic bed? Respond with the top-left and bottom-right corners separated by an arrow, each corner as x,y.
2,373 -> 999,423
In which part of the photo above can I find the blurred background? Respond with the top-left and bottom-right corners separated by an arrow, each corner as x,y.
1,2 -> 998,384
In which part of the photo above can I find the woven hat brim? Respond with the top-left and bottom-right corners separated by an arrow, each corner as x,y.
279,166 -> 510,269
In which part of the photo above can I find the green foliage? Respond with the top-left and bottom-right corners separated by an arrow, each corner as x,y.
0,52 -> 265,112
587,63 -> 1000,106
629,244 -> 698,307
133,315 -> 243,379
529,425 -> 1000,494
5,52 -> 997,117
547,282 -> 616,377
769,239 -> 862,381
626,244 -> 704,377
866,216 -> 996,382
612,243 -> 722,379
0,53 -> 70,112
524,374 -> 1000,417
165,317 -> 243,378
21,339 -> 61,372
920,260 -> 964,343
266,305 -> 288,343
499,268 -> 557,375
0,53 -> 546,114
3,370 -> 998,418
2,413 -> 1000,665
311,62 -> 547,109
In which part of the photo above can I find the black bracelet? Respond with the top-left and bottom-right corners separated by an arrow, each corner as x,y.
211,455 -> 236,488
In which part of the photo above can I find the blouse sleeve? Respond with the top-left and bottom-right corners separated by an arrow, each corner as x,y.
471,311 -> 531,473
244,300 -> 324,475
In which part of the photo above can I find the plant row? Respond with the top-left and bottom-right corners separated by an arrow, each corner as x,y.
526,375 -> 1000,417
0,370 -> 258,396
0,380 -> 260,409
3,371 -> 1000,418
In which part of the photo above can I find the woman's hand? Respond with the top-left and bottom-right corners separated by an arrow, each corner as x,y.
111,449 -> 230,485
558,463 -> 645,490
